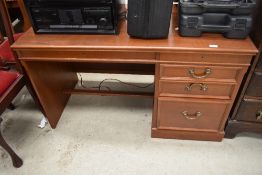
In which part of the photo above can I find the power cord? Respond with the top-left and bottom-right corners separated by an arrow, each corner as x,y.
78,73 -> 154,92
98,78 -> 153,91
78,73 -> 111,91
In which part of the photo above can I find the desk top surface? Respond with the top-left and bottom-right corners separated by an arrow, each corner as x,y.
12,10 -> 258,55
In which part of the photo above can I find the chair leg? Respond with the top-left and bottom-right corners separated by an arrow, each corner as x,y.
0,118 -> 23,168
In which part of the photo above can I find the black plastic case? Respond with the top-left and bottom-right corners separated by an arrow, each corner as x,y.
179,13 -> 253,39
178,0 -> 256,39
180,0 -> 256,15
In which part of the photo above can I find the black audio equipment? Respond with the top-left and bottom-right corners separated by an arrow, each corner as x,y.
127,0 -> 173,39
24,0 -> 119,34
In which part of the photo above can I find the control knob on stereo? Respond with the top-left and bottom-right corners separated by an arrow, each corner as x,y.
99,17 -> 107,26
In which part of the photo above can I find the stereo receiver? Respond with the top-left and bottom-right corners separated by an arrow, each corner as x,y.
24,0 -> 119,34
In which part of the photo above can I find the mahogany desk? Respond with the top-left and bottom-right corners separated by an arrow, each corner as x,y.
11,20 -> 257,141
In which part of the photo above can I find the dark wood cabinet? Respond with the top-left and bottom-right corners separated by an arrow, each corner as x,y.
225,49 -> 262,138
257,57 -> 262,68
225,1 -> 262,139
246,71 -> 262,96
236,98 -> 262,123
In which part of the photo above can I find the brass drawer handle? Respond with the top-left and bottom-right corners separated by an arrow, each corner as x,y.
188,68 -> 212,79
185,83 -> 208,92
256,111 -> 262,121
182,111 -> 202,120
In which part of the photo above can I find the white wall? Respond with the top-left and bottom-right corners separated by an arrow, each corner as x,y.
119,0 -> 127,4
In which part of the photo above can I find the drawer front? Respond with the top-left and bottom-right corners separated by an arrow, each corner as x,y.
19,51 -> 156,61
246,71 -> 262,97
160,53 -> 252,65
160,64 -> 242,82
236,98 -> 262,123
157,97 -> 230,131
159,80 -> 235,99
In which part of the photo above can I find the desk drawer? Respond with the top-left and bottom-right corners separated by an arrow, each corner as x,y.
236,98 -> 262,123
160,53 -> 251,65
159,80 -> 235,99
246,71 -> 262,97
157,97 -> 230,131
160,64 -> 242,82
19,51 -> 156,61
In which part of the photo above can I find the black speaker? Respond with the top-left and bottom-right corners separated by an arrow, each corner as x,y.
127,0 -> 173,39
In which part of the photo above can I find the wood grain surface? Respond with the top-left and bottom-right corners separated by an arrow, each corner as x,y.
12,10 -> 257,55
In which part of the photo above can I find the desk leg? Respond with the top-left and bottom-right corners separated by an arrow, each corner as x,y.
22,61 -> 78,128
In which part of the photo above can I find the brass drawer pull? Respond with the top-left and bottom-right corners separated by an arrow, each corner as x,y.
188,68 -> 212,79
182,111 -> 202,120
185,83 -> 208,92
256,111 -> 262,121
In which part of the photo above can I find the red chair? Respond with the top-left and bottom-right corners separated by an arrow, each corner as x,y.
0,0 -> 25,168
0,0 -> 30,66
0,33 -> 23,64
0,70 -> 24,168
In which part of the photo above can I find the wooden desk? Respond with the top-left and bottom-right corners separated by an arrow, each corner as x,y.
11,17 -> 257,141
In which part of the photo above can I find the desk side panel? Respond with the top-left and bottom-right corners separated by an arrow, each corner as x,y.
22,61 -> 78,128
